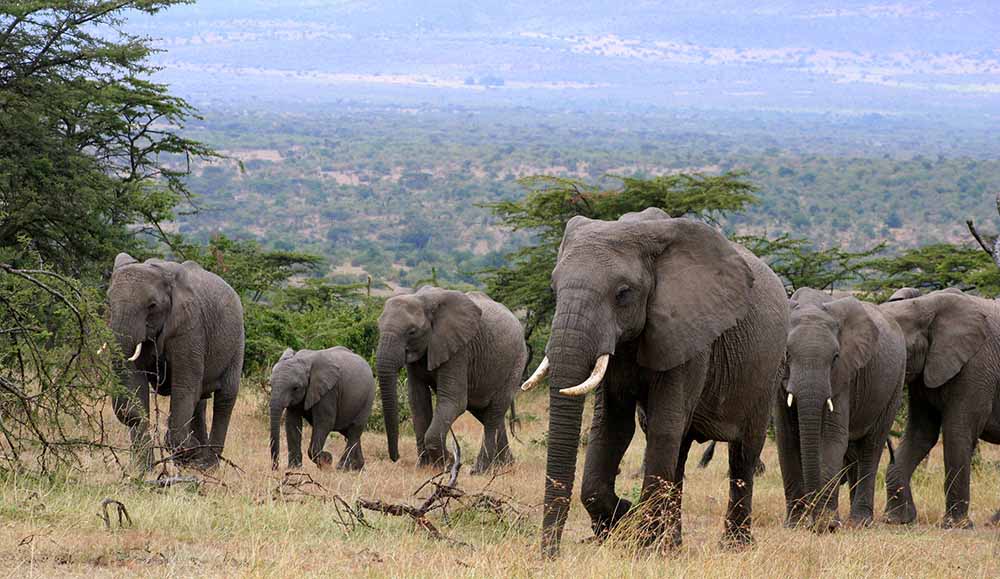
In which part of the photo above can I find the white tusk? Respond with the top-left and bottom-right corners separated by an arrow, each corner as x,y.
521,356 -> 550,391
560,354 -> 610,396
787,392 -> 794,407
127,342 -> 143,362
827,398 -> 834,412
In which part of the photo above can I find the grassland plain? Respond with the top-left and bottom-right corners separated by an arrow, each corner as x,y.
2,388 -> 999,578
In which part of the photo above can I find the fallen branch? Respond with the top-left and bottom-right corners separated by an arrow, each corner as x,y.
144,475 -> 202,489
356,430 -> 469,544
98,498 -> 132,530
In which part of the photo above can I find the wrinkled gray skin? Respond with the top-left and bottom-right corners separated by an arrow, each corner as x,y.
376,287 -> 528,473
538,208 -> 788,557
879,290 -> 1000,528
108,253 -> 244,469
269,347 -> 375,471
775,288 -> 905,532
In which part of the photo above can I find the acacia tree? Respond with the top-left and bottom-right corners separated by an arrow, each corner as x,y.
0,1 -> 215,471
480,173 -> 759,369
0,1 -> 213,275
738,234 -> 884,296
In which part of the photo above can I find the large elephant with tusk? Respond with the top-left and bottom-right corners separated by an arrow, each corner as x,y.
108,253 -> 244,470
523,208 -> 788,557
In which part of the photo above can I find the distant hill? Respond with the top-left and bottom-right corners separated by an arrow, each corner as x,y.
127,0 -> 1000,115
173,106 -> 1000,286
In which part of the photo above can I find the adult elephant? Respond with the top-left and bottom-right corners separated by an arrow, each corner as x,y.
775,288 -> 905,531
521,208 -> 788,557
376,287 -> 527,473
879,290 -> 1000,528
108,253 -> 244,469
269,347 -> 375,471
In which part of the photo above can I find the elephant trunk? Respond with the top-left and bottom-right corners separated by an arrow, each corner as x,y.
376,335 -> 404,462
540,292 -> 610,558
110,307 -> 146,366
269,401 -> 284,470
798,392 -> 826,503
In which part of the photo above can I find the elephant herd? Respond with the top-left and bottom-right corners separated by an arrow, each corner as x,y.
106,208 -> 1000,558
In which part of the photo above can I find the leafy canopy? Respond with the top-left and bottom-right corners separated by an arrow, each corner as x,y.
859,243 -> 1000,301
738,234 -> 885,296
0,1 -> 213,275
480,173 -> 759,361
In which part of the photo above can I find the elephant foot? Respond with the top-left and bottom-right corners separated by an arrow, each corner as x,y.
314,451 -> 334,470
883,497 -> 917,525
988,510 -> 1000,527
720,526 -> 754,551
588,498 -> 633,542
288,461 -> 303,470
845,514 -> 873,530
811,511 -> 841,534
940,516 -> 974,530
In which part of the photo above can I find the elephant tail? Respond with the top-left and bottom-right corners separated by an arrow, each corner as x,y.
507,399 -> 522,443
886,438 -> 896,464
698,440 -> 717,469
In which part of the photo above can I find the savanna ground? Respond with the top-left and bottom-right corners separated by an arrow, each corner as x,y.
2,387 -> 999,578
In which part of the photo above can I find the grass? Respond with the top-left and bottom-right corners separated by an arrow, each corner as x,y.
2,389 -> 999,578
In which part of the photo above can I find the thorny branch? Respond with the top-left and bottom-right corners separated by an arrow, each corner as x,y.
98,498 -> 132,531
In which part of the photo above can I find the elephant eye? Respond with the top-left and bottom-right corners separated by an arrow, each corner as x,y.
615,285 -> 633,306
407,327 -> 417,336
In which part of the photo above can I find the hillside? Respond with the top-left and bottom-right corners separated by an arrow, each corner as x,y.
173,106 -> 1000,286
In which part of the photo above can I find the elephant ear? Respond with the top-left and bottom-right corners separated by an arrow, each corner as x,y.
637,218 -> 754,371
422,289 -> 483,371
305,353 -> 342,410
887,287 -> 921,302
824,298 -> 879,380
557,215 -> 594,262
114,253 -> 138,270
790,287 -> 834,307
923,293 -> 989,388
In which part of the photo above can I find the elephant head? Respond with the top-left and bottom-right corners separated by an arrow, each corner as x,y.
108,253 -> 187,369
534,208 -> 753,556
269,348 -> 341,469
879,291 -> 989,388
375,287 -> 482,461
786,293 -> 879,516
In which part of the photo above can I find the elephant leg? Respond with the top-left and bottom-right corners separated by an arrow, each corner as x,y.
812,420 -> 849,533
940,420 -> 978,529
423,366 -> 468,468
471,402 -> 514,474
205,365 -> 240,467
847,436 -> 882,528
774,401 -> 807,527
112,380 -> 152,471
176,399 -> 210,467
285,407 -> 304,468
308,423 -> 334,469
580,385 -> 636,540
408,376 -> 433,466
722,436 -> 765,548
336,422 -> 365,471
885,396 -> 940,525
165,362 -> 205,463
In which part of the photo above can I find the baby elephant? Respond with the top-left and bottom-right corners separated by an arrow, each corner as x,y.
775,288 -> 905,531
269,347 -> 375,471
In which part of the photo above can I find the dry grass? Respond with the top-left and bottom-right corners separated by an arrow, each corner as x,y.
2,389 -> 999,578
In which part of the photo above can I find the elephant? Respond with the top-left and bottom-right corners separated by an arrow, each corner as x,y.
521,208 -> 788,557
108,253 -> 244,469
269,347 -> 375,471
375,286 -> 528,473
775,288 -> 905,531
879,290 -> 1000,528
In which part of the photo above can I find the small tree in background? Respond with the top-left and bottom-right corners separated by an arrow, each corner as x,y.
481,173 -> 759,370
738,234 -> 884,296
